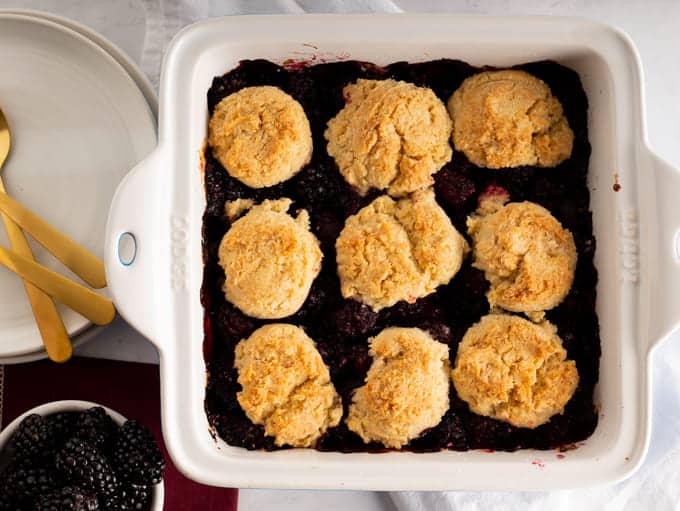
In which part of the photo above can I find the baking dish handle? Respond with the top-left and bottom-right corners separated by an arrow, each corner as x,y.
104,149 -> 163,344
649,150 -> 680,350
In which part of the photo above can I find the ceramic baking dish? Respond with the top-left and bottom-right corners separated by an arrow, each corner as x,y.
104,14 -> 680,490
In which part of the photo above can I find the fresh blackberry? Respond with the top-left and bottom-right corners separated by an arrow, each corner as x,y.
101,484 -> 151,511
11,414 -> 54,461
73,407 -> 118,453
0,461 -> 60,504
112,421 -> 165,486
46,412 -> 78,448
0,496 -> 13,511
56,438 -> 118,497
0,492 -> 20,511
33,486 -> 98,511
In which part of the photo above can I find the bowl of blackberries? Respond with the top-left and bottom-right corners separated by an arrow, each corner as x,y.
0,401 -> 165,510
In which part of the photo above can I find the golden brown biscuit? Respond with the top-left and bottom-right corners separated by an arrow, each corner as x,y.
448,70 -> 573,169
325,79 -> 452,197
208,86 -> 312,188
346,327 -> 450,448
467,200 -> 576,316
224,198 -> 254,220
234,324 -> 342,447
218,198 -> 322,319
452,314 -> 578,428
336,188 -> 468,311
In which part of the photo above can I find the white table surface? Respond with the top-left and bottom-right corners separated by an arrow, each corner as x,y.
1,1 -> 679,509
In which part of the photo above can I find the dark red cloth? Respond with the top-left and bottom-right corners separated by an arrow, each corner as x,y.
1,358 -> 238,511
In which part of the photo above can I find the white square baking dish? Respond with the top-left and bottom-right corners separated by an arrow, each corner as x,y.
104,14 -> 680,490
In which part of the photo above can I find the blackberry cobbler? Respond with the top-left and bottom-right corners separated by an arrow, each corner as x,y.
202,58 -> 600,453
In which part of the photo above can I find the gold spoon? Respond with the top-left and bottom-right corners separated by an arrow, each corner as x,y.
0,246 -> 115,326
0,190 -> 107,289
0,107 -> 72,362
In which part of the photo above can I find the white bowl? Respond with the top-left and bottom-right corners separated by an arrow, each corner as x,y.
0,400 -> 164,510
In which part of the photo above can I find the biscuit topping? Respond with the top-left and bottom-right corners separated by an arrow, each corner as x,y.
346,327 -> 450,448
335,188 -> 468,311
325,79 -> 453,196
467,200 -> 576,316
452,314 -> 579,428
448,70 -> 573,169
218,198 -> 322,319
208,86 -> 313,188
235,324 -> 342,447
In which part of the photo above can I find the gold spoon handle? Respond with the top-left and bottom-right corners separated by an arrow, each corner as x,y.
0,182 -> 72,362
0,190 -> 106,289
0,212 -> 72,362
0,245 -> 115,326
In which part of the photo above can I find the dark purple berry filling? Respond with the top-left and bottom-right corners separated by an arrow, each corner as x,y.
202,58 -> 599,453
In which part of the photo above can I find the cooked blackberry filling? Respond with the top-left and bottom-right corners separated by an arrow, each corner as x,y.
202,58 -> 599,452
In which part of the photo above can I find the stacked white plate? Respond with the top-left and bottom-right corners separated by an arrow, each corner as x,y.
0,10 -> 157,363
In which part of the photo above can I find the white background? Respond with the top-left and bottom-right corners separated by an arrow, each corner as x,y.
1,1 -> 679,509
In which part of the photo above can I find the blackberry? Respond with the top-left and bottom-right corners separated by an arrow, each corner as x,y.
333,342 -> 372,398
386,59 -> 474,100
420,321 -> 454,345
329,300 -> 378,340
290,164 -> 343,210
112,421 -> 165,486
33,486 -> 98,511
203,153 -> 249,214
339,191 -> 365,217
0,461 -> 60,504
381,296 -> 442,326
291,272 -> 337,323
441,266 -> 489,320
0,492 -> 20,511
45,412 -> 78,448
215,303 -> 256,342
73,407 -> 118,453
56,438 -> 118,497
101,484 -> 151,511
408,409 -> 468,451
209,411 -> 269,451
311,211 -> 343,247
434,167 -> 476,211
11,414 -> 54,461
207,59 -> 288,113
466,413 -> 522,451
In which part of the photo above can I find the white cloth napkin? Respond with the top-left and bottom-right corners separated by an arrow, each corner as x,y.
139,0 -> 403,88
139,2 -> 680,509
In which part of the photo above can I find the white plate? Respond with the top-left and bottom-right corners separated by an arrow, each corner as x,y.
0,10 -> 158,364
0,13 -> 156,358
0,9 -> 158,120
